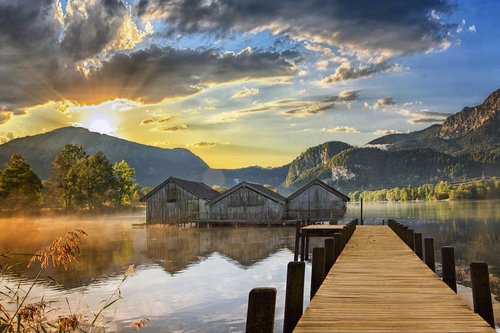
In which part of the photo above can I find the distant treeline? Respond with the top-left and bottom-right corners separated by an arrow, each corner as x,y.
349,178 -> 500,202
0,144 -> 151,213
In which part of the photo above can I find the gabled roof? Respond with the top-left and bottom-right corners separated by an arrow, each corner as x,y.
287,178 -> 350,202
210,181 -> 286,205
140,177 -> 219,202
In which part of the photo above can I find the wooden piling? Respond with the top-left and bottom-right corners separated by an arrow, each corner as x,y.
470,262 -> 495,328
401,226 -> 408,244
424,238 -> 435,272
414,232 -> 423,260
333,233 -> 342,262
407,229 -> 415,251
324,238 -> 335,274
310,247 -> 325,300
294,221 -> 301,261
283,262 -> 305,333
246,287 -> 276,333
441,246 -> 457,293
305,237 -> 310,260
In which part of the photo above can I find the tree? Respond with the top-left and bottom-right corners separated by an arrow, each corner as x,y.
0,154 -> 43,211
112,160 -> 139,207
68,152 -> 115,210
50,144 -> 87,208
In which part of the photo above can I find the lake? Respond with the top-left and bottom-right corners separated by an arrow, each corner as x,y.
1,200 -> 499,332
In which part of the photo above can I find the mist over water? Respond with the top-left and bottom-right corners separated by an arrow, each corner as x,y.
1,200 -> 499,332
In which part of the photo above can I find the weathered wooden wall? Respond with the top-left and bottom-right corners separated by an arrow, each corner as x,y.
146,182 -> 209,223
286,184 -> 346,220
210,186 -> 285,223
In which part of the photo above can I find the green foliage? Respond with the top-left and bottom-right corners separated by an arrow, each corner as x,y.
0,154 -> 42,211
50,144 -> 88,208
67,152 -> 115,210
112,160 -> 139,207
349,178 -> 500,202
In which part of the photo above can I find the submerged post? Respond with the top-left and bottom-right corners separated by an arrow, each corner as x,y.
246,287 -> 276,333
470,262 -> 495,328
414,232 -> 423,260
283,262 -> 305,333
310,247 -> 325,300
441,246 -> 457,293
324,238 -> 335,274
424,238 -> 436,272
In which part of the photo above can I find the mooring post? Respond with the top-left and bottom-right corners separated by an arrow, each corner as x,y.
441,246 -> 457,293
360,198 -> 363,225
283,262 -> 305,333
424,238 -> 436,272
407,229 -> 415,251
324,238 -> 335,274
294,221 -> 301,261
341,228 -> 347,251
470,262 -> 495,328
401,226 -> 408,244
333,233 -> 342,262
305,236 -> 310,260
396,223 -> 402,238
414,232 -> 423,260
310,247 -> 325,300
246,287 -> 276,333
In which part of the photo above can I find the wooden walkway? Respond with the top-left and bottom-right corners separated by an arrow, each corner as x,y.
294,226 -> 495,332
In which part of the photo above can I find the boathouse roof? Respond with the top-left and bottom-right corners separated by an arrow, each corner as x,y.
287,178 -> 350,202
210,181 -> 286,205
140,176 -> 219,202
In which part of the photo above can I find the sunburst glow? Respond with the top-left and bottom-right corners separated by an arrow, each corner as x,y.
88,118 -> 116,135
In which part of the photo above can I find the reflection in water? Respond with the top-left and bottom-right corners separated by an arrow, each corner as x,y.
0,200 -> 498,331
145,226 -> 295,274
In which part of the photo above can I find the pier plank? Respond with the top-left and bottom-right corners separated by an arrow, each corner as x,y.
294,226 -> 494,332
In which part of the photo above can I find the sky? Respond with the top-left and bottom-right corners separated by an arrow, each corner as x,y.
0,0 -> 499,168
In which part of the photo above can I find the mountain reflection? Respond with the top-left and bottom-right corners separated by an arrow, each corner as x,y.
145,226 -> 296,274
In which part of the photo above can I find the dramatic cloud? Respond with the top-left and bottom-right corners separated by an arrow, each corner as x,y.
231,87 -> 259,99
373,129 -> 401,135
322,61 -> 402,83
137,0 -> 457,58
141,115 -> 175,125
321,126 -> 359,133
399,109 -> 450,124
284,103 -> 336,117
365,97 -> 397,109
160,124 -> 188,131
189,141 -> 219,148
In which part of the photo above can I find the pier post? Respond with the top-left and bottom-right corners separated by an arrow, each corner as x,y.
311,247 -> 325,300
401,226 -> 408,244
424,238 -> 436,272
441,246 -> 457,293
333,233 -> 342,262
246,287 -> 276,333
470,262 -> 495,328
407,229 -> 415,251
414,233 -> 423,260
283,262 -> 305,333
341,228 -> 347,251
324,238 -> 335,274
360,198 -> 363,225
294,221 -> 301,261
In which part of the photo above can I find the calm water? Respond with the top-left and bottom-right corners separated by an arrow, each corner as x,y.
0,200 -> 499,332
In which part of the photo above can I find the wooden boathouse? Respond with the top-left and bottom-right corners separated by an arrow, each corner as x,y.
286,178 -> 349,221
209,181 -> 287,223
140,177 -> 219,224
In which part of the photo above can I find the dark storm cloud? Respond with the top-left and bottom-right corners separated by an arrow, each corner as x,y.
0,0 -> 300,114
136,0 -> 456,56
61,0 -> 128,61
58,46 -> 300,104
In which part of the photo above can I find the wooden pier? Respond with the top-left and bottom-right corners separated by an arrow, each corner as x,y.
293,225 -> 495,332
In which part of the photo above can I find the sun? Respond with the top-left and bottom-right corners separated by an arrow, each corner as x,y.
88,118 -> 116,135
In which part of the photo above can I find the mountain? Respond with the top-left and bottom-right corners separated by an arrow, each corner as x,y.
0,127 -> 288,188
370,89 -> 500,162
283,88 -> 499,191
284,141 -> 352,188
